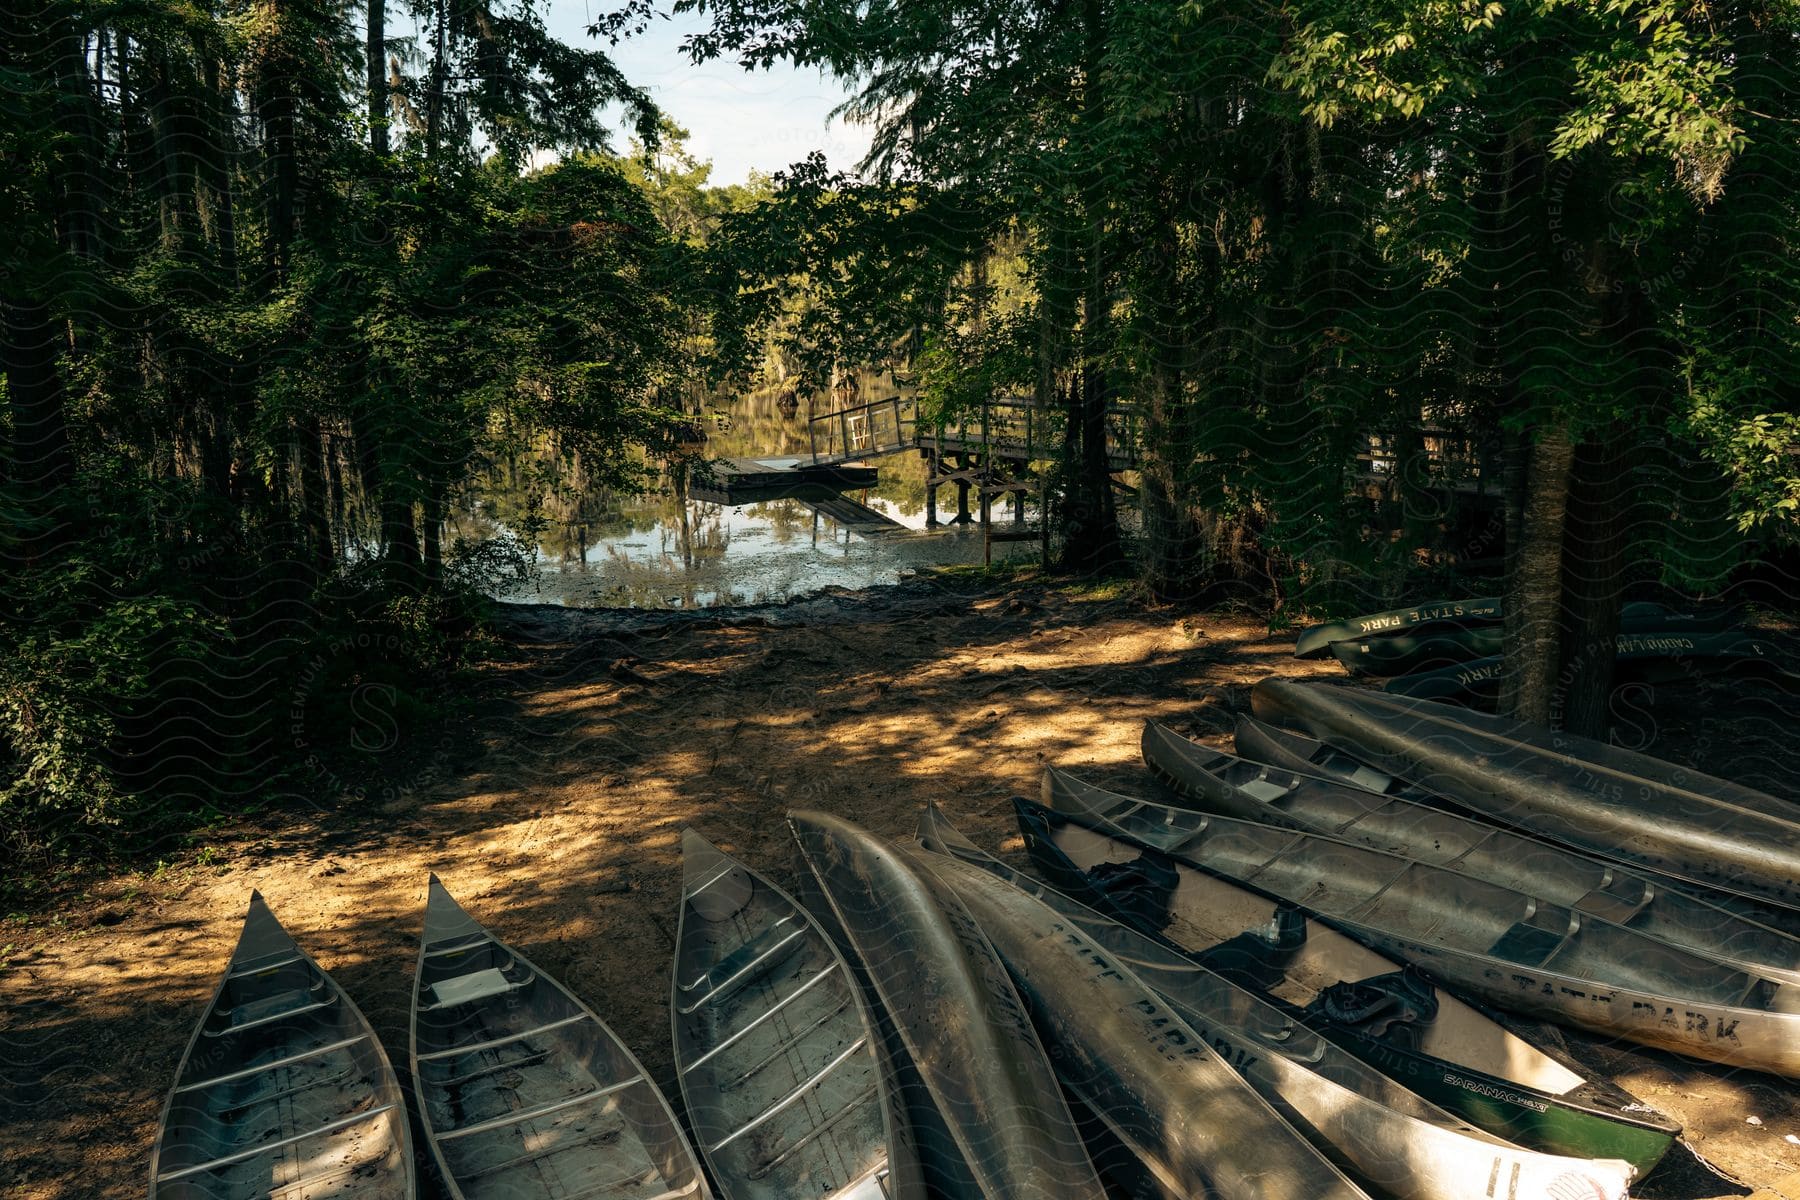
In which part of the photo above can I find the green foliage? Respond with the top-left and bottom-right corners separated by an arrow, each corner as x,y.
0,0 -> 712,871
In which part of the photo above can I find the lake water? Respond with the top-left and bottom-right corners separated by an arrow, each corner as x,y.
451,391 -> 1048,609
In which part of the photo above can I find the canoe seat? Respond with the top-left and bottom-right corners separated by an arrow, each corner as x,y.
708,1035 -> 867,1155
1571,883 -> 1652,926
675,918 -> 808,1013
680,963 -> 844,1076
155,1101 -> 398,1183
424,966 -> 535,1010
1489,915 -> 1576,967
225,951 -> 307,979
746,1078 -> 879,1180
177,1033 -> 372,1095
722,991 -> 856,1093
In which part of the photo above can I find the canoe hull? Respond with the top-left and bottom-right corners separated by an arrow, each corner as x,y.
925,847 -> 1373,1200
672,829 -> 913,1200
914,806 -> 1636,1200
149,893 -> 414,1200
1040,767 -> 1800,1078
410,877 -> 709,1200
1251,679 -> 1800,913
1018,791 -> 1679,1175
787,809 -> 1109,1200
1146,720 -> 1800,988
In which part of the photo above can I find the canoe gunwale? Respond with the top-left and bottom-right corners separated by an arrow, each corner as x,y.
1014,790 -> 1684,1171
149,891 -> 416,1200
1040,769 -> 1800,1079
409,874 -> 709,1200
670,827 -> 908,1200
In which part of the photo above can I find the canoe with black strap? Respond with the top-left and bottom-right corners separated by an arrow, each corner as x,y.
914,805 -> 1636,1200
1037,769 -> 1800,1078
787,809 -> 1109,1200
149,892 -> 415,1200
1144,720 -> 1800,988
1019,778 -> 1681,1175
672,829 -> 920,1200
411,876 -> 710,1200
1250,678 -> 1800,913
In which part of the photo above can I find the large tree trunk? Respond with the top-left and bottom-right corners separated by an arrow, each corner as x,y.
367,0 -> 389,156
1057,0 -> 1122,573
1500,425 -> 1575,724
1139,210 -> 1199,596
1556,430 -> 1632,736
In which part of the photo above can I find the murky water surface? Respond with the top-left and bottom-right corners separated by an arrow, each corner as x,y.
454,392 -> 1047,608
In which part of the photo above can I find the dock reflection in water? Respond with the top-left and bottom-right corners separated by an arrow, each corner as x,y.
449,485 -> 1045,610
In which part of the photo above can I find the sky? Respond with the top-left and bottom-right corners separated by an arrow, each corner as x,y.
539,1 -> 873,185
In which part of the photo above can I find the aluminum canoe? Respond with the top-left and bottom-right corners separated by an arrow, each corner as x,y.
149,892 -> 414,1200
1383,633 -> 1787,701
1250,679 -> 1800,912
1294,599 -> 1737,660
913,827 -> 1377,1200
1232,716 -> 1800,937
672,829 -> 919,1200
914,805 -> 1635,1200
411,876 -> 709,1200
1145,720 -> 1800,987
1018,779 -> 1680,1174
787,809 -> 1109,1200
1295,599 -> 1505,659
1038,769 -> 1800,1078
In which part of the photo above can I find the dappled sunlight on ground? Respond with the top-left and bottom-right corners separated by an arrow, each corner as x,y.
3,576 -> 1796,1198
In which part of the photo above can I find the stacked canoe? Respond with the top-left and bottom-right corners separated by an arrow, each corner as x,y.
1293,596 -> 1784,703
153,680 -> 1800,1198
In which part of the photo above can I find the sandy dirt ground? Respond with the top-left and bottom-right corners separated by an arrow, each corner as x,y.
3,574 -> 1798,1198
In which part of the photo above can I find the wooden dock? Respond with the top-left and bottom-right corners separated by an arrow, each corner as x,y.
690,456 -> 880,504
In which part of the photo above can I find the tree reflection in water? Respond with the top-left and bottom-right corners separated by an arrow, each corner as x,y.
446,386 -> 1039,608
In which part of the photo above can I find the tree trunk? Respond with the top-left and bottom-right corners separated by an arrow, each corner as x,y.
1555,430 -> 1632,736
296,415 -> 334,584
1,298 -> 77,497
1500,425 -> 1574,724
1140,211 -> 1199,597
367,0 -> 389,156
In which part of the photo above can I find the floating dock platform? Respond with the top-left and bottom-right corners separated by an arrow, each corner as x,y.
691,456 -> 882,504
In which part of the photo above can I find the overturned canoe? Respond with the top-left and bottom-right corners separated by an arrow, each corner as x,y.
673,829 -> 917,1200
1018,782 -> 1679,1174
1329,627 -> 1503,677
1145,720 -> 1800,987
915,806 -> 1635,1200
787,809 -> 1108,1199
1251,678 -> 1800,912
1040,769 -> 1800,1078
1385,632 -> 1788,701
1296,598 -> 1504,659
1232,716 -> 1800,937
916,831 -> 1378,1200
411,876 -> 709,1200
1297,598 -> 1739,660
149,892 -> 414,1200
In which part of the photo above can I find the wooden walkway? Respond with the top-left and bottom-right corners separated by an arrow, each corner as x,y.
690,456 -> 879,504
806,394 -> 1140,470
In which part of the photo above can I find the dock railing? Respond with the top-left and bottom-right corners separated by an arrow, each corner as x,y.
807,394 -> 915,465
